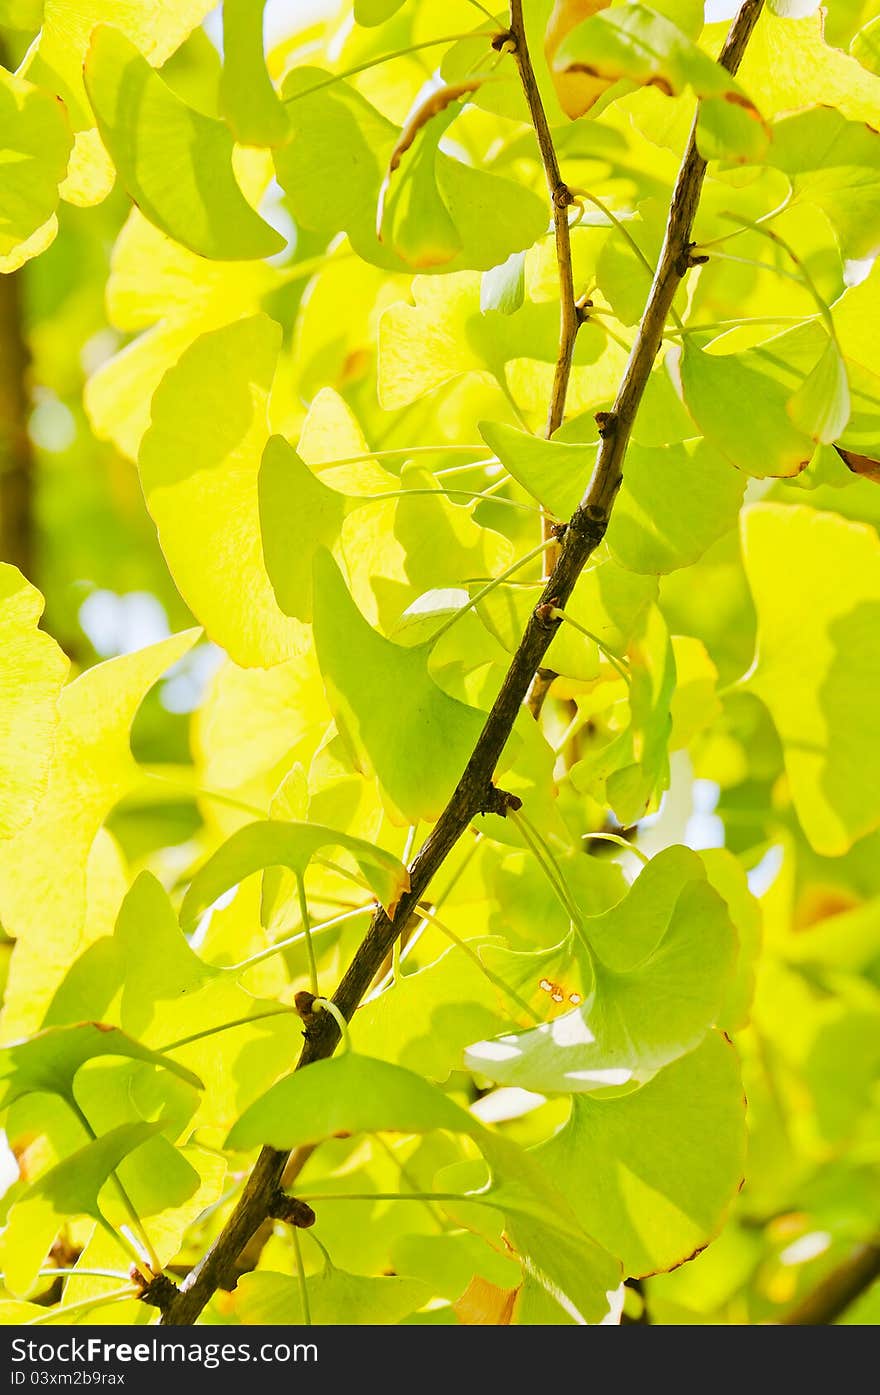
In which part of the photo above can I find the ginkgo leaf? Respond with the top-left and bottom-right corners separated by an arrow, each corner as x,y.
480,421 -> 744,572
351,940 -> 516,1080
312,549 -> 486,823
275,71 -> 547,274
0,65 -> 72,272
259,435 -> 350,623
764,107 -> 880,260
0,1121 -> 163,1296
394,1231 -> 522,1305
481,251 -> 526,316
180,818 -> 410,923
139,316 -> 302,668
569,605 -> 674,823
84,27 -> 284,260
22,1 -> 214,199
534,1033 -> 746,1276
354,0 -> 407,22
227,1052 -> 476,1152
0,1022 -> 202,1109
674,338 -> 815,478
553,3 -> 766,158
786,335 -> 850,445
545,0 -> 614,119
219,0 -> 289,147
851,16 -> 880,77
226,1049 -> 620,1321
466,847 -> 735,1094
742,503 -> 880,856
0,630 -> 199,1037
736,7 -> 880,126
0,566 -> 68,839
377,88 -> 471,269
85,208 -> 275,460
46,873 -> 300,1133
236,1267 -> 430,1326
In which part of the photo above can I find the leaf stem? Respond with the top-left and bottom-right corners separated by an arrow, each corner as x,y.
297,874 -> 320,998
66,1099 -> 161,1276
284,34 -> 500,103
292,1227 -> 312,1326
548,607 -> 631,682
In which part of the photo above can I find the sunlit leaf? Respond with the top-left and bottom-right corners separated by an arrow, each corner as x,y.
742,502 -> 880,855
84,27 -> 284,259
0,567 -> 68,839
180,818 -> 410,923
220,0 -> 289,147
312,549 -> 486,823
0,65 -> 71,272
466,847 -> 735,1094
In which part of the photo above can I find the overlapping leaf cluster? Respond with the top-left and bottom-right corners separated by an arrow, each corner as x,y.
0,0 -> 878,1327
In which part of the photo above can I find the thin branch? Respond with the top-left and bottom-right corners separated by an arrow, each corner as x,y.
508,0 -> 580,590
0,268 -> 34,578
781,1243 -> 880,1326
157,0 -> 765,1325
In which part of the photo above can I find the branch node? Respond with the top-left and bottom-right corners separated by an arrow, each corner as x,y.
594,410 -> 616,438
569,504 -> 609,548
480,784 -> 523,818
675,241 -> 710,276
491,30 -> 516,53
549,519 -> 568,541
552,182 -> 573,210
575,295 -> 593,324
133,1269 -> 178,1313
535,599 -> 562,630
268,1190 -> 317,1229
294,989 -> 319,1020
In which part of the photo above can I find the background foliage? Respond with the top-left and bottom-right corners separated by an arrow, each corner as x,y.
0,0 -> 878,1327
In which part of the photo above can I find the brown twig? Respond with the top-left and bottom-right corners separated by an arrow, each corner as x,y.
0,268 -> 34,580
508,0 -> 579,593
781,1243 -> 880,1326
156,0 -> 766,1325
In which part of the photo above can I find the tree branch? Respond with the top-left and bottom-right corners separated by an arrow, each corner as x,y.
0,268 -> 35,580
781,1243 -> 880,1326
157,0 -> 766,1326
507,0 -> 579,602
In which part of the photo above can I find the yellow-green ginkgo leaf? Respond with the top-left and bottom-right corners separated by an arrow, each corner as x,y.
312,549 -> 486,824
219,0 -> 289,147
480,421 -> 744,573
0,629 -> 199,1037
553,3 -> 766,159
0,566 -> 68,839
46,872 -> 302,1134
0,65 -> 72,272
764,107 -> 880,261
139,316 -> 302,668
235,1267 -> 430,1326
466,846 -> 736,1095
180,818 -> 410,923
22,0 -> 215,206
0,1120 -> 164,1296
534,1033 -> 746,1276
85,208 -> 275,460
742,503 -> 880,856
674,338 -> 815,478
259,435 -> 350,623
227,1051 -> 621,1323
0,1022 -> 202,1110
275,71 -> 546,274
84,26 -> 284,259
